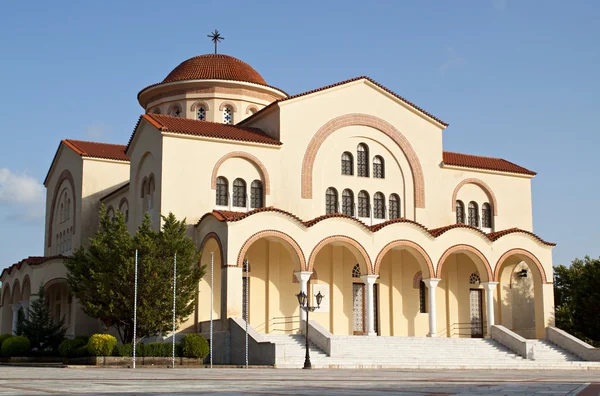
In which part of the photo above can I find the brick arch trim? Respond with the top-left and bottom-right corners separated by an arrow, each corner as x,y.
301,113 -> 426,208
1,283 -> 10,305
200,232 -> 225,269
413,271 -> 423,289
494,248 -> 549,284
219,101 -> 238,112
190,100 -> 210,111
48,169 -> 77,248
452,178 -> 498,216
245,105 -> 259,114
436,244 -> 493,282
374,239 -> 435,278
211,151 -> 271,195
307,235 -> 373,274
236,230 -> 306,272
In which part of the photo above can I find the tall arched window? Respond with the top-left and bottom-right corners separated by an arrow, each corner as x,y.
325,187 -> 338,214
168,103 -> 182,117
107,207 -> 115,221
66,229 -> 71,251
456,200 -> 465,224
357,143 -> 369,177
419,280 -> 427,313
250,180 -> 263,208
67,198 -> 71,220
373,156 -> 384,179
147,176 -> 155,211
196,106 -> 206,121
482,203 -> 492,228
60,202 -> 64,222
341,152 -> 353,175
232,178 -> 246,207
119,199 -> 129,223
389,194 -> 401,219
373,192 -> 385,219
223,106 -> 233,124
357,190 -> 370,217
342,189 -> 354,216
216,177 -> 228,206
468,201 -> 479,227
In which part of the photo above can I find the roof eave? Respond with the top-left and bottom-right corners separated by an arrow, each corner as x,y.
441,163 -> 536,178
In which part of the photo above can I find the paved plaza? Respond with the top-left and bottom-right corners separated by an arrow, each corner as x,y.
0,367 -> 598,395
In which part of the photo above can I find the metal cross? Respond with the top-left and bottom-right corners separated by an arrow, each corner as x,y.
208,29 -> 225,54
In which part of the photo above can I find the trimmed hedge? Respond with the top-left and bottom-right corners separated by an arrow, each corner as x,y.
1,336 -> 30,357
180,334 -> 209,359
87,334 -> 117,357
112,342 -> 183,357
58,337 -> 88,357
0,334 -> 12,350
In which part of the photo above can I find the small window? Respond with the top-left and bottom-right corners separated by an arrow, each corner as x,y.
250,180 -> 263,208
357,143 -> 369,177
325,187 -> 338,214
352,263 -> 361,278
216,177 -> 228,206
373,192 -> 385,219
196,106 -> 206,121
341,152 -> 353,175
373,156 -> 384,178
107,207 -> 115,221
468,201 -> 479,227
342,189 -> 354,216
119,200 -> 129,223
67,198 -> 71,220
223,106 -> 233,124
147,176 -> 155,211
419,280 -> 427,313
357,190 -> 370,217
456,200 -> 465,224
60,203 -> 64,222
469,273 -> 481,285
232,178 -> 246,207
168,104 -> 182,117
389,194 -> 401,219
152,107 -> 161,114
482,203 -> 492,228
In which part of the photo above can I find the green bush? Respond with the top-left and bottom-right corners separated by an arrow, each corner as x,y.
58,338 -> 88,357
145,342 -> 173,357
0,334 -> 12,349
113,343 -> 133,357
180,334 -> 208,359
73,336 -> 89,345
1,336 -> 30,357
87,334 -> 117,356
74,345 -> 89,358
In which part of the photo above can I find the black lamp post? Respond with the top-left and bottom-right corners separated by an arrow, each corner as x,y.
296,290 -> 324,369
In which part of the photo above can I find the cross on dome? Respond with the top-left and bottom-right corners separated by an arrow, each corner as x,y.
208,29 -> 225,54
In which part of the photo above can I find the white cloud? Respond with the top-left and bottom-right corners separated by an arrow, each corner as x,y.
0,168 -> 44,224
85,124 -> 109,140
492,0 -> 507,12
439,46 -> 467,73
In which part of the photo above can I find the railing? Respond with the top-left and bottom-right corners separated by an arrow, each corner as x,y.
438,321 -> 488,338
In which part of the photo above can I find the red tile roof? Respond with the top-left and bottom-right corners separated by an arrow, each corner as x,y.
1,255 -> 65,279
63,140 -> 130,162
443,152 -> 536,176
196,207 -> 555,246
136,114 -> 282,147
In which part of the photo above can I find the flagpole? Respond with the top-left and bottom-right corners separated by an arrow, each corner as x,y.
133,249 -> 138,369
210,252 -> 214,369
172,252 -> 177,369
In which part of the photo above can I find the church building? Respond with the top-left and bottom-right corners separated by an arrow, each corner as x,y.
0,52 -> 556,350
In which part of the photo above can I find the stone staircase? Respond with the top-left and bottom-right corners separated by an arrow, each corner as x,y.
262,334 -> 600,369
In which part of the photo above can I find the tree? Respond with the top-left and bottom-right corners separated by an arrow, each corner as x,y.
554,256 -> 600,346
65,205 -> 204,343
16,284 -> 67,351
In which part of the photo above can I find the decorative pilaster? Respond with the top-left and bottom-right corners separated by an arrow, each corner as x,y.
361,274 -> 379,336
11,303 -> 21,335
294,272 -> 313,323
19,301 -> 29,321
423,278 -> 441,337
482,281 -> 499,336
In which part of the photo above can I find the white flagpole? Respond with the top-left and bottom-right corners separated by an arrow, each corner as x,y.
210,252 -> 214,369
172,252 -> 177,369
244,259 -> 249,369
133,249 -> 138,369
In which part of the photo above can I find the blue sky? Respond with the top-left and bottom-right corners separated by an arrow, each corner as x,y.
0,0 -> 598,271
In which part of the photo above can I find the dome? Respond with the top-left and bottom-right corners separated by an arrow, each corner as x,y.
161,54 -> 268,86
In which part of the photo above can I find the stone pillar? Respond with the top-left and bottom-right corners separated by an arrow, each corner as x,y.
361,274 -> 379,336
423,278 -> 441,337
19,301 -> 30,321
11,303 -> 21,335
482,281 -> 499,336
221,266 -> 243,327
294,272 -> 313,322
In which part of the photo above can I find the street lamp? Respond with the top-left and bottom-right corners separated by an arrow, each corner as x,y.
296,290 -> 324,369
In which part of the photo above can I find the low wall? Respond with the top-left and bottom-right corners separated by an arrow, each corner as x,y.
305,320 -> 344,357
547,327 -> 600,361
229,318 -> 275,366
491,325 -> 534,360
65,356 -> 206,366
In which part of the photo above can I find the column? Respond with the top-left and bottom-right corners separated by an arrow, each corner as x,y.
19,301 -> 29,321
361,274 -> 379,336
11,303 -> 21,335
294,272 -> 312,323
482,281 -> 498,337
423,278 -> 441,337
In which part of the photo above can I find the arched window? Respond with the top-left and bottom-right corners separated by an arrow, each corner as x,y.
60,202 -> 64,222
168,103 -> 182,117
119,199 -> 129,223
468,201 -> 479,227
325,187 -> 338,214
141,178 -> 147,199
232,178 -> 246,207
419,280 -> 427,313
456,200 -> 465,224
482,203 -> 492,228
342,189 -> 354,216
250,180 -> 263,209
67,198 -> 71,220
66,229 -> 70,251
223,106 -> 233,124
373,156 -> 384,179
373,192 -> 385,219
357,143 -> 369,177
216,177 -> 228,206
152,107 -> 161,114
56,234 -> 59,254
107,207 -> 115,221
147,176 -> 155,211
469,273 -> 481,285
389,194 -> 401,219
196,106 -> 206,121
352,263 -> 361,278
341,152 -> 353,175
357,190 -> 370,217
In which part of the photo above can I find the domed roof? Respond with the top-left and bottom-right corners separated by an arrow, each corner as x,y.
161,54 -> 267,86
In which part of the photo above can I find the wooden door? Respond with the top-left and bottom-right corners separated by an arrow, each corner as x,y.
352,283 -> 365,334
469,289 -> 483,338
